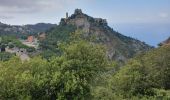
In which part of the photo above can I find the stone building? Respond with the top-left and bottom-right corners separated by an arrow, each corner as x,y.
27,36 -> 34,43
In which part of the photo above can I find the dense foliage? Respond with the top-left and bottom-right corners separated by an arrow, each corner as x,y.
110,45 -> 170,99
0,36 -> 26,48
0,52 -> 15,61
0,29 -> 170,99
0,34 -> 112,99
39,24 -> 76,60
0,36 -> 35,53
40,24 -> 76,52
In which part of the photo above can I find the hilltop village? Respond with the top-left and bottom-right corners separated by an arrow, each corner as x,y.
0,9 -> 151,62
0,32 -> 46,61
0,8 -> 170,100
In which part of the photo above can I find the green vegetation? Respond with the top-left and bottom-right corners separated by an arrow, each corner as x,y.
0,32 -> 112,99
110,45 -> 170,99
40,24 -> 76,53
0,52 -> 15,61
39,24 -> 76,60
0,36 -> 35,53
0,36 -> 27,48
0,30 -> 169,99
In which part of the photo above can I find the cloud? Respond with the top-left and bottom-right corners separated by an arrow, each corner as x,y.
0,0 -> 78,24
0,0 -> 75,14
0,15 -> 14,19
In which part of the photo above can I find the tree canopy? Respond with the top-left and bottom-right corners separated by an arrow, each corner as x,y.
0,30 -> 170,100
0,32 -> 112,99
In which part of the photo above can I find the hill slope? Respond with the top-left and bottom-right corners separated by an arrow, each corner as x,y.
41,9 -> 152,62
159,37 -> 170,46
0,22 -> 56,37
110,44 -> 170,99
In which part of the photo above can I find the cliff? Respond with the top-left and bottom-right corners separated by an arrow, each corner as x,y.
159,37 -> 170,46
42,9 -> 152,62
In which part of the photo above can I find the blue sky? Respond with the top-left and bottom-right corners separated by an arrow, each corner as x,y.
0,0 -> 170,46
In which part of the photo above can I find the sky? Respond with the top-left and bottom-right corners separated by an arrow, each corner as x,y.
0,0 -> 170,46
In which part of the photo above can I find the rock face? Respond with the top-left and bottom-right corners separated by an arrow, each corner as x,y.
159,37 -> 170,46
60,9 -> 107,33
59,9 -> 152,62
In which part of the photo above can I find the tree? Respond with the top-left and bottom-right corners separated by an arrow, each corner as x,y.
0,31 -> 111,100
0,52 -> 14,61
48,39 -> 109,99
0,57 -> 49,100
110,45 -> 170,99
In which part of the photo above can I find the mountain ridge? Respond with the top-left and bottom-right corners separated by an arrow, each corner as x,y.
0,22 -> 57,37
42,9 -> 152,62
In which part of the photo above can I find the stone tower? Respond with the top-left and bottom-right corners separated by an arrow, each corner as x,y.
66,12 -> 68,19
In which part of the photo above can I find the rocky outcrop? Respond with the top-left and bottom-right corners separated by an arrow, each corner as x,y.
59,9 -> 152,62
159,37 -> 170,46
60,9 -> 107,33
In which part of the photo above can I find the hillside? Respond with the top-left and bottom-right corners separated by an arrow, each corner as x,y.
41,9 -> 152,62
110,45 -> 170,99
0,28 -> 169,100
159,37 -> 170,46
25,23 -> 57,33
0,22 -> 56,37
